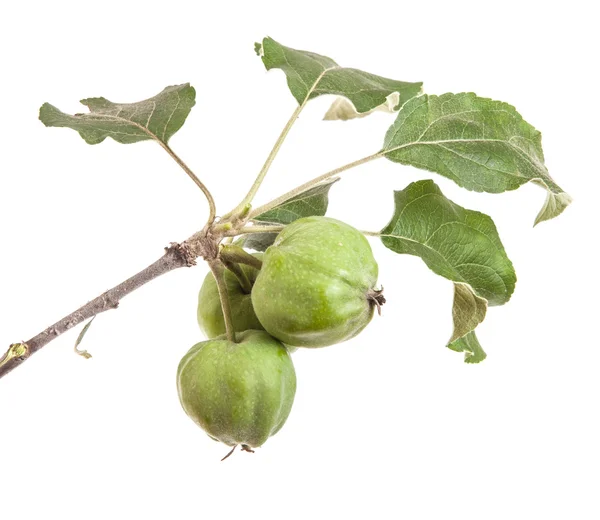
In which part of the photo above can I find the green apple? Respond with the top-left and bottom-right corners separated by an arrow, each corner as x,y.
251,216 -> 381,347
176,330 -> 296,449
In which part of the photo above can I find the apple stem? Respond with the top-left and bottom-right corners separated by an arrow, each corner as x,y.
208,261 -> 237,343
220,245 -> 263,270
222,260 -> 252,294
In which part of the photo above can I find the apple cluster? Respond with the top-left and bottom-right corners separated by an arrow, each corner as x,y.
176,216 -> 382,456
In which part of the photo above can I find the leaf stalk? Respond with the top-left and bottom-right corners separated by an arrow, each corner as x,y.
159,142 -> 217,225
226,101 -> 307,219
249,151 -> 383,219
229,225 -> 285,236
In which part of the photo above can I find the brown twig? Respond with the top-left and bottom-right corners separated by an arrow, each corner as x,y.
0,240 -> 203,380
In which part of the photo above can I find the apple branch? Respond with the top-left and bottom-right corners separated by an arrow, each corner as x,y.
0,242 -> 200,380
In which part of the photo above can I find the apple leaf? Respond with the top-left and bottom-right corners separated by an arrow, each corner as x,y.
256,37 -> 422,117
236,232 -> 279,253
448,330 -> 487,364
241,178 -> 339,251
451,282 -> 488,344
382,93 -> 571,225
39,84 -> 195,145
380,179 -> 516,362
253,178 -> 339,225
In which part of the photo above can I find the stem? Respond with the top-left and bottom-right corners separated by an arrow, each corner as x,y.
222,260 -> 252,294
228,102 -> 307,217
69,113 -> 218,226
158,141 -> 217,225
0,243 -> 197,380
208,261 -> 236,343
249,151 -> 383,219
361,231 -> 381,237
230,225 -> 285,236
220,245 -> 263,270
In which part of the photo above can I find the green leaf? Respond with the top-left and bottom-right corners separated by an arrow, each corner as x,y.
256,37 -> 422,117
254,178 -> 339,225
451,282 -> 488,343
236,232 -> 279,253
448,330 -> 487,364
241,178 -> 339,252
380,180 -> 516,362
39,84 -> 195,145
382,93 -> 571,225
381,180 -> 516,306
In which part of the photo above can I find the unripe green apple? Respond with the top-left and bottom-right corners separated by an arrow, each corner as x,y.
176,330 -> 296,449
251,216 -> 382,348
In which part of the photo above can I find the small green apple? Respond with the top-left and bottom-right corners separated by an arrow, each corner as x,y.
252,216 -> 382,347
176,330 -> 296,449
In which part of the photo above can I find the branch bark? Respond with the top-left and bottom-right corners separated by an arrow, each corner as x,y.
0,241 -> 201,380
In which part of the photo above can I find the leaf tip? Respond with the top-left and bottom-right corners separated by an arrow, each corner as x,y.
533,191 -> 573,227
447,329 -> 486,364
39,102 -> 62,127
464,350 -> 487,364
38,102 -> 52,125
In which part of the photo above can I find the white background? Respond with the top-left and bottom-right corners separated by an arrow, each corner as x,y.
1,1 -> 598,519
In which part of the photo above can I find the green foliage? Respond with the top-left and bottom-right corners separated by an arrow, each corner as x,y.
256,37 -> 422,116
382,93 -> 571,225
39,84 -> 195,145
380,180 -> 516,360
254,178 -> 338,225
35,38 -> 571,375
22,36 -> 576,463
